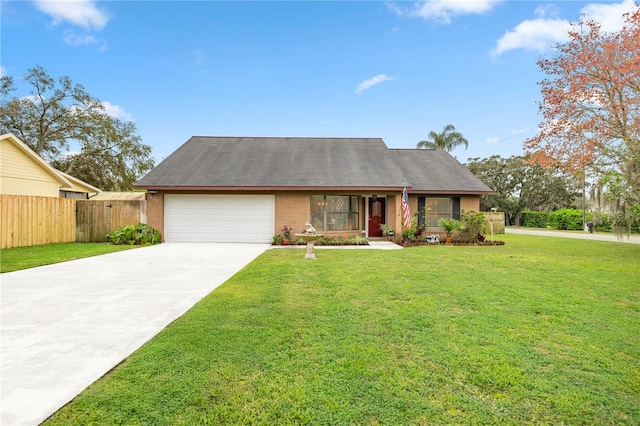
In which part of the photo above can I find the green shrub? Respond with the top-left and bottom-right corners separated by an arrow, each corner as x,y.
521,210 -> 549,228
592,213 -> 613,232
106,223 -> 161,245
459,210 -> 488,242
548,208 -> 588,230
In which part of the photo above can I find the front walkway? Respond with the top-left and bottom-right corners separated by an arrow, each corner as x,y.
1,243 -> 269,426
506,227 -> 640,244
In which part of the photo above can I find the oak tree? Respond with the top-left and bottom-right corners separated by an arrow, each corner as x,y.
466,155 -> 580,225
0,66 -> 154,191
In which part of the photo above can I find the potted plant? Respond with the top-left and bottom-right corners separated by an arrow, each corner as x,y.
281,225 -> 292,244
379,223 -> 394,240
438,218 -> 461,243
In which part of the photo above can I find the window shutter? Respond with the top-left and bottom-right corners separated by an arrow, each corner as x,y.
453,197 -> 461,219
418,197 -> 425,225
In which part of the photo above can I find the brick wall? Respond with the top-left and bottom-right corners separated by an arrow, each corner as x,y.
461,195 -> 480,212
274,192 -> 309,236
146,192 -> 164,240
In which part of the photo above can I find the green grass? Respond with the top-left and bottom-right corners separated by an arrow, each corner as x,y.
45,235 -> 639,425
0,242 -> 140,273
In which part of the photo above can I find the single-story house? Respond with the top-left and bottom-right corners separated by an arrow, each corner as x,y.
134,136 -> 491,243
0,133 -> 101,198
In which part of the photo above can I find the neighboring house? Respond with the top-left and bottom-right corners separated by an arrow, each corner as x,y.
0,133 -> 100,198
134,136 -> 491,243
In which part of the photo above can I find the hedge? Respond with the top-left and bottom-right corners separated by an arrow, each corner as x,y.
521,210 -> 549,228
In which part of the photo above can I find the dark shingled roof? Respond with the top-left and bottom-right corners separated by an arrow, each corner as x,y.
390,149 -> 492,194
135,136 -> 490,194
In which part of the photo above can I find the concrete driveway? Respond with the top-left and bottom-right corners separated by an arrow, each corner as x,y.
1,243 -> 269,426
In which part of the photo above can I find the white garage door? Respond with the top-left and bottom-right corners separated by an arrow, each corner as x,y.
164,194 -> 275,243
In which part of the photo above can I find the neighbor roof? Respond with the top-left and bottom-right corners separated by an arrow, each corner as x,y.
1,133 -> 101,193
136,137 -> 409,190
390,149 -> 491,194
135,136 -> 490,194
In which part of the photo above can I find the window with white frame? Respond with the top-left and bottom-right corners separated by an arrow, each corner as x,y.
310,195 -> 359,231
422,197 -> 451,227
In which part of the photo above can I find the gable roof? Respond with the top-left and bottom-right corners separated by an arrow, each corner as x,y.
58,170 -> 101,194
136,137 -> 409,190
390,149 -> 491,194
0,133 -> 101,194
135,136 -> 490,194
1,133 -> 72,188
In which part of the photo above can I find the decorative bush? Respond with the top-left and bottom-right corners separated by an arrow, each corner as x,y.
106,223 -> 160,245
521,210 -> 549,228
458,210 -> 488,243
437,217 -> 461,238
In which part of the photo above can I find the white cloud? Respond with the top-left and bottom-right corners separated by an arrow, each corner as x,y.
492,0 -> 639,57
534,4 -> 561,19
63,30 -> 108,50
0,66 -> 6,78
580,0 -> 638,32
355,74 -> 395,94
102,101 -> 133,121
491,17 -> 570,57
34,0 -> 110,30
388,0 -> 501,24
63,30 -> 95,45
512,127 -> 530,135
486,128 -> 530,145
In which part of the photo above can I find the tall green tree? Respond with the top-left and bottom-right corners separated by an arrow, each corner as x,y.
417,124 -> 468,151
466,155 -> 580,225
0,66 -> 154,191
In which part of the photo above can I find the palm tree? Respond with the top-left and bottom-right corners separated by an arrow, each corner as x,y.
417,124 -> 469,151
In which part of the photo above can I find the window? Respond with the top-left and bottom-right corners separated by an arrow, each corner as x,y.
418,197 -> 460,227
310,195 -> 359,231
59,190 -> 88,199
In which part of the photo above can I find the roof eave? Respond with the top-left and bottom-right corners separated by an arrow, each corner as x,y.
133,185 -> 411,192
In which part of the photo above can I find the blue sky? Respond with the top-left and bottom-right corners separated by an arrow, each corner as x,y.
2,0 -> 638,164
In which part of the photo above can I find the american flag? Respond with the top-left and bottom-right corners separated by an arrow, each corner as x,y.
401,187 -> 411,228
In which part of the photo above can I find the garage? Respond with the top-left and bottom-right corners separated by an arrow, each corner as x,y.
164,194 -> 275,243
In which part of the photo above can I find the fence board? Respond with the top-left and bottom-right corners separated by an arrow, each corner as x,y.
483,211 -> 506,234
75,200 -> 147,242
0,195 -> 76,249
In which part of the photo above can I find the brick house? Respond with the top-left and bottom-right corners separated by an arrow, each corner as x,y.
134,136 -> 491,243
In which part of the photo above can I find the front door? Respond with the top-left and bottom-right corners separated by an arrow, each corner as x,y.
368,197 -> 385,237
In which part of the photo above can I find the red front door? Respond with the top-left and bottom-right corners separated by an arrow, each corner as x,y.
368,198 -> 385,237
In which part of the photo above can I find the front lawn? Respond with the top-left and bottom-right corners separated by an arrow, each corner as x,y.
45,235 -> 639,424
0,242 -> 140,273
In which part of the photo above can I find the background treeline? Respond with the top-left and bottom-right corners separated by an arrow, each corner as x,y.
466,155 -> 640,233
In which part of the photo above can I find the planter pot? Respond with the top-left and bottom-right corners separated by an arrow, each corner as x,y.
445,237 -> 452,244
283,239 -> 291,245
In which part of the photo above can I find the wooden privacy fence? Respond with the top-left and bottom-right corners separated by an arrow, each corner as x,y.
76,199 -> 147,242
1,195 -> 76,249
483,211 -> 505,234
1,195 -> 148,248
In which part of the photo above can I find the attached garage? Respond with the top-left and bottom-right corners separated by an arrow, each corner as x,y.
164,194 -> 275,243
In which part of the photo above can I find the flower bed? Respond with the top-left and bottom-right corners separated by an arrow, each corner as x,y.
272,235 -> 369,246
402,240 -> 505,247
